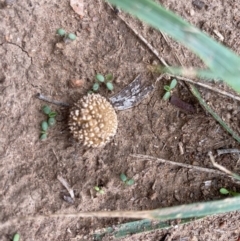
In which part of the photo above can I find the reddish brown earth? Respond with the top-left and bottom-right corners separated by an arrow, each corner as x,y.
0,0 -> 240,240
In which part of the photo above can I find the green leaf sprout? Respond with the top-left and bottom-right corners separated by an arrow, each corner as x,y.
40,133 -> 47,141
42,105 -> 51,115
120,173 -> 128,182
169,79 -> 177,89
48,117 -> 56,126
94,186 -> 104,194
13,233 -> 20,241
41,121 -> 49,132
92,82 -> 100,92
106,82 -> 114,91
40,106 -> 57,140
56,28 -> 66,36
67,33 -> 76,41
126,179 -> 135,186
48,111 -> 57,118
120,173 -> 134,186
92,73 -> 114,92
56,28 -> 76,42
95,74 -> 105,83
163,79 -> 178,100
105,73 -> 113,81
220,188 -> 240,196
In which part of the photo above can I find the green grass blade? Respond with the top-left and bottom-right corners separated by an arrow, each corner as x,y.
190,85 -> 240,145
93,217 -> 200,240
1,197 -> 240,230
107,0 -> 240,92
152,197 -> 240,220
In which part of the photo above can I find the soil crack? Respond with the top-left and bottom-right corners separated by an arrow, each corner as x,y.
5,41 -> 33,64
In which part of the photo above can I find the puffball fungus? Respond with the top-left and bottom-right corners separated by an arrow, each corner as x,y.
69,94 -> 118,148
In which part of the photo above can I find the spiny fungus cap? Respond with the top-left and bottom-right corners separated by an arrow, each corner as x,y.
69,94 -> 118,148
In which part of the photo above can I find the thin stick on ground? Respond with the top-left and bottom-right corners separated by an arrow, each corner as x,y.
217,148 -> 240,156
57,175 -> 75,200
208,151 -> 240,181
36,93 -> 70,107
130,154 -> 228,177
53,148 -> 75,200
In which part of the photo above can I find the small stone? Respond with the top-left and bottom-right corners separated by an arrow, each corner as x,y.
69,79 -> 85,88
189,9 -> 195,16
190,236 -> 198,241
192,0 -> 205,9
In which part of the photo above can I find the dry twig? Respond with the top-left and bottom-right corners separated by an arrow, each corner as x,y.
131,154 -> 227,177
36,93 -> 70,107
57,175 -> 75,200
217,149 -> 240,156
208,151 -> 240,181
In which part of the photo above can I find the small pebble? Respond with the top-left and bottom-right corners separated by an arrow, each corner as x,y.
226,113 -> 231,120
5,0 -> 16,5
63,195 -> 74,204
192,0 -> 205,9
92,17 -> 99,22
69,79 -> 85,88
189,9 -> 195,16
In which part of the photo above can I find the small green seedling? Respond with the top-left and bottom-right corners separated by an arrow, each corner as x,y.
120,173 -> 135,186
39,105 -> 57,140
67,33 -> 76,41
40,133 -> 48,141
105,73 -> 113,81
56,28 -> 66,36
41,121 -> 48,132
13,233 -> 20,241
163,79 -> 177,100
42,105 -> 51,115
220,188 -> 240,197
48,117 -> 56,126
92,82 -> 100,92
106,82 -> 114,91
92,73 -> 114,92
95,74 -> 105,83
48,111 -> 57,118
94,186 -> 104,194
56,28 -> 76,42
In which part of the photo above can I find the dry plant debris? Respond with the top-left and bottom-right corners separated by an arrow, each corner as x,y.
69,94 -> 118,148
70,0 -> 84,18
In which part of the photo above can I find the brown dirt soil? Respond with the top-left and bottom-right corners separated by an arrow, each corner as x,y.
1,0 -> 240,240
